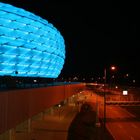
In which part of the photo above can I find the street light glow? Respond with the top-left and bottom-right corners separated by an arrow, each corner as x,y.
111,66 -> 116,71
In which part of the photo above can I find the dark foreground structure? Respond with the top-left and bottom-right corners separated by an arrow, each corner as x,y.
67,102 -> 114,140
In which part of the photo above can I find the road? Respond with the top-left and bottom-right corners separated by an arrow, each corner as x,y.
106,105 -> 140,140
81,90 -> 140,140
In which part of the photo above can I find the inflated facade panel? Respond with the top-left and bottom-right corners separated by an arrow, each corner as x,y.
0,2 -> 65,78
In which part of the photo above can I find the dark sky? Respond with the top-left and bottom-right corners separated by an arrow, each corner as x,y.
0,0 -> 139,83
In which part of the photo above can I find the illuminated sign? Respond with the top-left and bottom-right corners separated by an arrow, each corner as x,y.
123,90 -> 128,95
0,2 -> 65,78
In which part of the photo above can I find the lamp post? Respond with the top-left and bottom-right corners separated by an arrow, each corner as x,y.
103,66 -> 116,132
103,68 -> 106,132
110,66 -> 117,89
58,104 -> 61,120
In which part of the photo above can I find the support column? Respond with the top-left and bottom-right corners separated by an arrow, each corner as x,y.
50,107 -> 54,115
27,119 -> 31,133
40,112 -> 43,120
9,128 -> 15,140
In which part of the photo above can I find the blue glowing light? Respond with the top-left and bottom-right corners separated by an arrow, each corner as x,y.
0,2 -> 65,78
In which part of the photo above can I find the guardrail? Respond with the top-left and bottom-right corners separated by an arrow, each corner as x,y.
106,101 -> 140,106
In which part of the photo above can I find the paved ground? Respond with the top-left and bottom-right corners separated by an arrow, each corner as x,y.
4,90 -> 114,140
15,104 -> 78,140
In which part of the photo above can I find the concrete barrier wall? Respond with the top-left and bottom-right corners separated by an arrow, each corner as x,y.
0,83 -> 85,134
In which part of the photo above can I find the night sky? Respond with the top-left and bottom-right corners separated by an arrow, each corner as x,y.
0,0 -> 139,84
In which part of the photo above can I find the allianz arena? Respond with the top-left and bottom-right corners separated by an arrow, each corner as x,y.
0,2 -> 65,78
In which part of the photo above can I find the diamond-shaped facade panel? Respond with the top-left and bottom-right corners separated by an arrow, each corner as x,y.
0,2 -> 65,78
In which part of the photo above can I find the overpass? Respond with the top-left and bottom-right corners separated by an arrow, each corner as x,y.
106,101 -> 140,106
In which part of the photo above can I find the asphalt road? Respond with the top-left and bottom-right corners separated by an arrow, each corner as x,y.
106,105 -> 140,140
81,90 -> 140,140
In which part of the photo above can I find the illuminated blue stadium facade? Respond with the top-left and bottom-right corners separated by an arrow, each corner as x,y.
0,2 -> 65,78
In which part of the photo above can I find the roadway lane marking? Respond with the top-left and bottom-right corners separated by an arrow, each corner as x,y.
118,107 -> 135,118
106,124 -> 116,140
118,124 -> 123,128
130,136 -> 134,140
131,123 -> 138,129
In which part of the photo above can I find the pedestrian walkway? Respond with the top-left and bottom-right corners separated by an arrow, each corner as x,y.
14,90 -> 114,140
15,104 -> 79,140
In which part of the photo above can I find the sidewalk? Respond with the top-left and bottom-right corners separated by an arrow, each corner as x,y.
16,104 -> 79,140
15,90 -> 114,140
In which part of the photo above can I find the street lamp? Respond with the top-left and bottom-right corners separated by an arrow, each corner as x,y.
103,65 -> 116,132
103,68 -> 107,133
58,104 -> 61,120
111,66 -> 116,71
